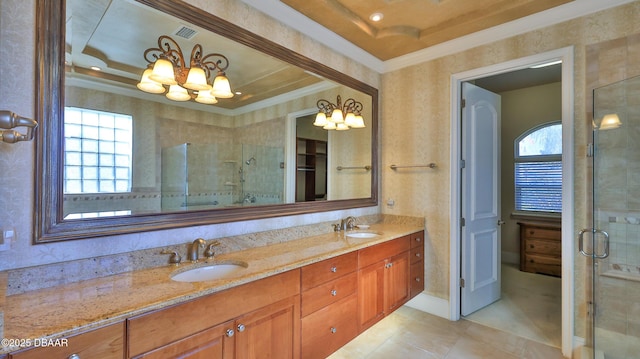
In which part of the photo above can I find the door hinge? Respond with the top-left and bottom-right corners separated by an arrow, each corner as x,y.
460,159 -> 466,169
587,143 -> 594,157
461,218 -> 466,227
460,278 -> 465,288
461,99 -> 466,108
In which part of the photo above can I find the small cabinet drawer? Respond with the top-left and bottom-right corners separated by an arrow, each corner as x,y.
410,246 -> 424,264
410,261 -> 424,298
359,236 -> 410,269
9,322 -> 124,359
523,226 -> 560,240
410,231 -> 424,248
523,254 -> 561,276
524,238 -> 561,256
302,251 -> 357,291
301,294 -> 358,359
302,272 -> 357,317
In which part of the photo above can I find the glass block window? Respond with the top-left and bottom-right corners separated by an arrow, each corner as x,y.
514,122 -> 562,213
64,107 -> 132,194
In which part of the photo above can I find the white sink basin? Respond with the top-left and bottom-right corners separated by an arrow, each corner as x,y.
171,261 -> 248,282
346,232 -> 379,239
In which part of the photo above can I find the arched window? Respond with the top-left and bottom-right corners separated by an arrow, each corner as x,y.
514,122 -> 562,213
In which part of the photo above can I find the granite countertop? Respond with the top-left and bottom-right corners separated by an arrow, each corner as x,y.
1,223 -> 422,354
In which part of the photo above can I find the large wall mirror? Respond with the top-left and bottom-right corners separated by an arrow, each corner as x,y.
35,0 -> 378,242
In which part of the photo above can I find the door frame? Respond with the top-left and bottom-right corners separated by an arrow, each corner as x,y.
448,46 -> 575,357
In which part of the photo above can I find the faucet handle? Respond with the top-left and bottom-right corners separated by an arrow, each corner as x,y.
204,241 -> 221,258
160,249 -> 182,266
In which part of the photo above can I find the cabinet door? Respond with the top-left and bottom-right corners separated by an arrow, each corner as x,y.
234,296 -> 300,359
10,322 -> 124,359
133,320 -> 234,359
385,251 -> 410,312
358,261 -> 385,330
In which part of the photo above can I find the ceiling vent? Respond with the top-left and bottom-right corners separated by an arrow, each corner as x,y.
173,25 -> 198,40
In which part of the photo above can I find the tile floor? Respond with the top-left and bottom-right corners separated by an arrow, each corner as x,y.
330,264 -> 564,359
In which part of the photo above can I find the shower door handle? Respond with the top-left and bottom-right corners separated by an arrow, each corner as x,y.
578,228 -> 610,259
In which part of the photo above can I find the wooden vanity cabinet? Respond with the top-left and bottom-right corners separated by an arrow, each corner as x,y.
357,235 -> 410,331
409,231 -> 425,298
127,270 -> 300,359
300,252 -> 358,359
9,321 -> 124,359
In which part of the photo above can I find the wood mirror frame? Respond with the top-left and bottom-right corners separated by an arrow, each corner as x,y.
34,0 -> 378,243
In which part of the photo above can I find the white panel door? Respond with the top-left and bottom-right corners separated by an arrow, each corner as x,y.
461,82 -> 501,316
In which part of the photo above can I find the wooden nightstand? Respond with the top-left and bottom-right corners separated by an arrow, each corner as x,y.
518,221 -> 562,277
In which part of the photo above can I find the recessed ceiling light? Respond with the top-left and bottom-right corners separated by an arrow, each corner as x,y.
235,91 -> 242,95
90,66 -> 101,71
369,13 -> 383,22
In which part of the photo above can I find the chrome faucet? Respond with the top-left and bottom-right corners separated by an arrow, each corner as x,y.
340,216 -> 357,231
188,238 -> 206,263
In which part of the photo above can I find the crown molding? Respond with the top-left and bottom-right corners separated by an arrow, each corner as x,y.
241,0 -> 636,74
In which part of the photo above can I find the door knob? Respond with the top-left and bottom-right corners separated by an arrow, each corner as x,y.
497,220 -> 505,226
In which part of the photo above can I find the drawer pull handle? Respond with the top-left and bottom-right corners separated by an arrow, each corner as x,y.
226,329 -> 235,337
330,289 -> 337,296
237,324 -> 246,332
68,355 -> 80,359
330,266 -> 337,273
330,327 -> 337,334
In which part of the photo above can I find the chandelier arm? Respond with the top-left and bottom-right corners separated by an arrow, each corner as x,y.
157,35 -> 186,68
316,99 -> 335,114
200,53 -> 230,74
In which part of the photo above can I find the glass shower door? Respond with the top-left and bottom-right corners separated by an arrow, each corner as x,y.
588,75 -> 640,359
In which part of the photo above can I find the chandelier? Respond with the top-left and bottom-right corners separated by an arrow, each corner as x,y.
136,35 -> 233,104
313,95 -> 365,130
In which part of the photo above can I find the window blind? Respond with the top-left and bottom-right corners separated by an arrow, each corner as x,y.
515,161 -> 562,213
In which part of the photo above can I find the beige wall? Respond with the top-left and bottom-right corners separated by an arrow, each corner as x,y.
380,1 -> 640,339
499,82 -> 563,261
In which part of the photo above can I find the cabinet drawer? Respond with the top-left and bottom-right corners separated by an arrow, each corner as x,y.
410,245 -> 424,264
10,322 -> 124,359
524,238 -> 561,256
302,251 -> 357,290
302,272 -> 357,317
301,294 -> 358,359
410,261 -> 424,298
128,270 -> 300,357
523,254 -> 561,276
358,236 -> 410,269
522,226 -> 560,240
410,231 -> 424,248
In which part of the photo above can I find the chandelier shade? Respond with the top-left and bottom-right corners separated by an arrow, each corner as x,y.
137,35 -> 233,104
314,95 -> 365,131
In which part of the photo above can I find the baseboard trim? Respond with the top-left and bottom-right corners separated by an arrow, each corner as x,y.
405,293 -> 450,319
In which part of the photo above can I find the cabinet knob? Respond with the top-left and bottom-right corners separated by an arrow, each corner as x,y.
415,253 -> 421,258
415,277 -> 421,282
415,237 -> 422,242
330,266 -> 337,273
330,289 -> 337,296
330,327 -> 337,334
226,329 -> 235,337
237,324 -> 246,332
68,355 -> 80,359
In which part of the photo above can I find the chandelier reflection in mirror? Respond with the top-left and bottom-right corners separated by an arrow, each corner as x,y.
137,35 -> 233,104
313,95 -> 365,130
